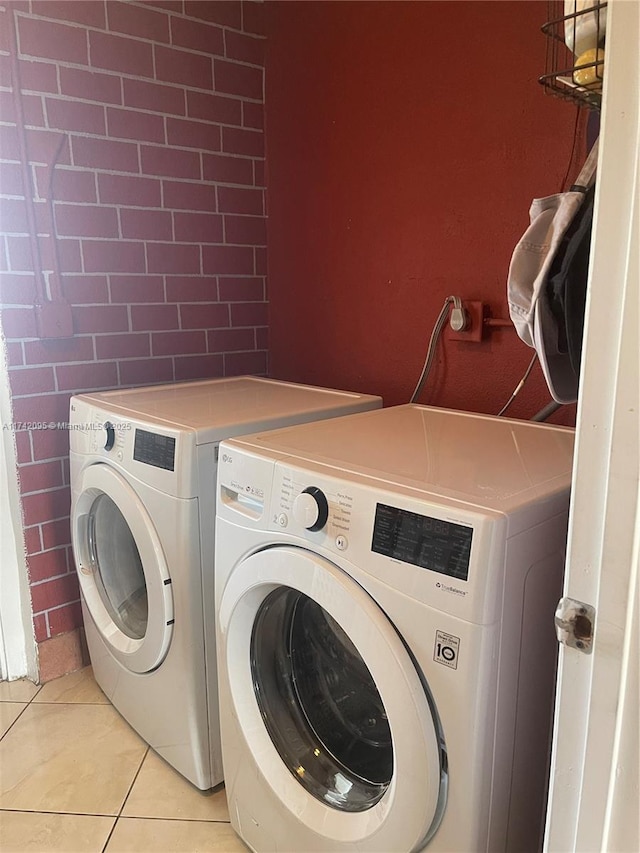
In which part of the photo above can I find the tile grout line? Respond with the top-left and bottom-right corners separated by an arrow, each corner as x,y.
0,678 -> 41,741
2,673 -> 236,843
31,700 -> 110,705
0,807 -> 119,818
0,806 -> 234,823
0,703 -> 31,744
100,744 -> 150,853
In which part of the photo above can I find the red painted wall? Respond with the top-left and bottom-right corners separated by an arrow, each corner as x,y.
0,0 -> 265,667
265,1 -> 584,421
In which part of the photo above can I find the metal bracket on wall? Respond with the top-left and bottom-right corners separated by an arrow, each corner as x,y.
448,301 -> 518,343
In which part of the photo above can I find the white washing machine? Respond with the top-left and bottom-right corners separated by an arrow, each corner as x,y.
215,404 -> 575,852
69,377 -> 381,790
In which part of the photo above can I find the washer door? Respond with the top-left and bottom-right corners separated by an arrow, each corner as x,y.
219,546 -> 447,849
72,463 -> 174,674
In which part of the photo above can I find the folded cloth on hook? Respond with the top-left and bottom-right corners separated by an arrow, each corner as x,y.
506,139 -> 598,403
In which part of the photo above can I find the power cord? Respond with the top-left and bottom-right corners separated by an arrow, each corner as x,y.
560,105 -> 582,191
496,353 -> 538,417
531,400 -> 563,422
449,300 -> 467,332
411,299 -> 559,417
410,296 -> 465,403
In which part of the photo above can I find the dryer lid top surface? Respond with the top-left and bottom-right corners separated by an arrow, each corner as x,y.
72,377 -> 380,444
227,404 -> 575,510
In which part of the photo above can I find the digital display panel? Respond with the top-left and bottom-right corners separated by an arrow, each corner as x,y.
133,429 -> 176,471
371,503 -> 472,581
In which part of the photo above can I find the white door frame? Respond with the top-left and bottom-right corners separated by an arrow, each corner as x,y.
544,1 -> 639,850
0,336 -> 38,682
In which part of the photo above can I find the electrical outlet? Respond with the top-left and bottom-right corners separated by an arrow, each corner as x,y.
448,301 -> 485,343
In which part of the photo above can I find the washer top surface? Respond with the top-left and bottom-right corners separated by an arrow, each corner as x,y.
226,404 -> 575,512
73,376 -> 380,444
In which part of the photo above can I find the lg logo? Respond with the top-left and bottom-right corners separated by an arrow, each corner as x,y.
222,453 -> 233,464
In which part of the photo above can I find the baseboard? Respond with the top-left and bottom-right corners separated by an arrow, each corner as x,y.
37,627 -> 90,683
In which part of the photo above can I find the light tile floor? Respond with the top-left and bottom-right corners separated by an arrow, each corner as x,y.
0,668 -> 248,852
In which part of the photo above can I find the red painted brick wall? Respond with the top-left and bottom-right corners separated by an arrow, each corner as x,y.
265,1 -> 582,423
0,0 -> 265,653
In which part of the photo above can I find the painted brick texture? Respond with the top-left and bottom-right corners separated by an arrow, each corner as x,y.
0,0 -> 266,652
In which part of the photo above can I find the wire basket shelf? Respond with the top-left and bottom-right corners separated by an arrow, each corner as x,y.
540,1 -> 607,110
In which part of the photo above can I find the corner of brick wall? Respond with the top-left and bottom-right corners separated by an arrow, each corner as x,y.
0,0 -> 267,664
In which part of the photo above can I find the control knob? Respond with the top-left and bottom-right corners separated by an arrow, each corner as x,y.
103,421 -> 116,451
292,487 -> 329,532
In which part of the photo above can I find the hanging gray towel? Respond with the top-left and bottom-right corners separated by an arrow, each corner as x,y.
507,139 -> 598,403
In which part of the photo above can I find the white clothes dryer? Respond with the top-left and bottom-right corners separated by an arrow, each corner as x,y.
69,377 -> 381,790
215,404 -> 575,852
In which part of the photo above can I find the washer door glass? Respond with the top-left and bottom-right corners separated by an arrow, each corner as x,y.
72,462 -> 174,674
88,493 -> 148,640
251,586 -> 393,813
221,546 -> 446,849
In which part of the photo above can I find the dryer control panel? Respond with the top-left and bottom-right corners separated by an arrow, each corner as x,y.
69,397 -> 198,499
133,428 -> 176,471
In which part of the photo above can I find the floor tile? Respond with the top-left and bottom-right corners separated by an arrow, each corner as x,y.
32,667 -> 108,705
122,750 -> 230,822
0,704 -> 27,739
0,680 -> 40,703
105,817 -> 249,852
0,703 -> 146,815
0,810 -> 114,852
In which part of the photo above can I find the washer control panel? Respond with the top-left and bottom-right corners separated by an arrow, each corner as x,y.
371,503 -> 473,582
264,459 -> 505,622
266,462 -> 504,622
292,487 -> 329,531
217,446 -> 509,623
274,469 -> 354,551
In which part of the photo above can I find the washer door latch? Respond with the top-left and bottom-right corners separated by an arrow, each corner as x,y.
554,597 -> 595,654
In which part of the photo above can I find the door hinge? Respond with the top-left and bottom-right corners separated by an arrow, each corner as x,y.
554,597 -> 595,654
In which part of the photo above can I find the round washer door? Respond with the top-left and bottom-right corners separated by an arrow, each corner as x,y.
72,463 -> 174,674
219,546 -> 447,850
